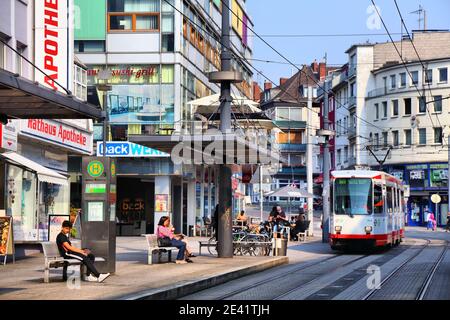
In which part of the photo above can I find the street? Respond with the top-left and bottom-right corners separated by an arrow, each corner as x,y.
181,227 -> 450,300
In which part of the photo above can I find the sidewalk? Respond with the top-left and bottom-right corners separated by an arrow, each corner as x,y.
0,237 -> 288,300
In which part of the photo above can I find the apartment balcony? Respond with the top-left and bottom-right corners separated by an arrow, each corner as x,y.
278,144 -> 307,153
367,87 -> 387,99
348,65 -> 356,78
277,166 -> 307,176
347,129 -> 357,140
273,120 -> 307,130
348,96 -> 357,110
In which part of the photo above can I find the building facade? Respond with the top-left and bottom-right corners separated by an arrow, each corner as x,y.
260,62 -> 331,206
325,31 -> 450,227
0,0 -> 95,245
74,0 -> 254,235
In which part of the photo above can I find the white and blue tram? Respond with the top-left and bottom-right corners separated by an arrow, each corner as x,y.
329,170 -> 405,250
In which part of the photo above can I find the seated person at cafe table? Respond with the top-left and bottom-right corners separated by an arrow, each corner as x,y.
290,214 -> 309,241
236,210 -> 249,226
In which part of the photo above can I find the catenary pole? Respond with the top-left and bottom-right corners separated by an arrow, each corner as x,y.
307,86 -> 314,236
322,81 -> 331,243
217,0 -> 234,258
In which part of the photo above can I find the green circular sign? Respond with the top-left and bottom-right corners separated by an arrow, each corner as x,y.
87,161 -> 104,178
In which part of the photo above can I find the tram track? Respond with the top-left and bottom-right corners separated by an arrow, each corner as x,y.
416,242 -> 449,300
209,253 -> 371,300
363,239 -> 449,300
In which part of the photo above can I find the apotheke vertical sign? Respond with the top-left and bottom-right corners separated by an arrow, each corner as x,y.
34,0 -> 69,91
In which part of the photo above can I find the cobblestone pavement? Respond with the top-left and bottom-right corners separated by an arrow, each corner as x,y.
182,227 -> 450,300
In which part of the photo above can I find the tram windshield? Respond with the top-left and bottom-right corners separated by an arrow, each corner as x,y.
334,178 -> 373,215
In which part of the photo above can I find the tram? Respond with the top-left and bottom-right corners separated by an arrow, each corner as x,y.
329,170 -> 405,250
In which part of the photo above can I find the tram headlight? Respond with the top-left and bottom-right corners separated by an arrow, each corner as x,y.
335,226 -> 342,233
365,226 -> 373,234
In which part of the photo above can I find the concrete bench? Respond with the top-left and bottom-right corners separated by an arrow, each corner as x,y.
143,234 -> 179,265
41,242 -> 105,283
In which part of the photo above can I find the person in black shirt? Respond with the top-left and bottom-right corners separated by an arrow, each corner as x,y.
56,221 -> 110,283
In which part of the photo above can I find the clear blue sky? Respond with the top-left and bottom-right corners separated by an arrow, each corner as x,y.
246,0 -> 450,85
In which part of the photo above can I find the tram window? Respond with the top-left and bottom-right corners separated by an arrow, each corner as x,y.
334,178 -> 373,215
386,186 -> 393,213
374,184 -> 383,214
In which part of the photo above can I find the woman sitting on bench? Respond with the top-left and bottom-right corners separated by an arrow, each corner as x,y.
157,216 -> 194,264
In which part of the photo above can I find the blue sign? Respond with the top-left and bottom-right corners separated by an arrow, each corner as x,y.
96,142 -> 170,158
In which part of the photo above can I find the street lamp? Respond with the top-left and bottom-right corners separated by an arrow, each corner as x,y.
96,69 -> 113,157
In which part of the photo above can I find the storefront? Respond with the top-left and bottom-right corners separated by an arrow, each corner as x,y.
382,163 -> 449,227
0,152 -> 69,242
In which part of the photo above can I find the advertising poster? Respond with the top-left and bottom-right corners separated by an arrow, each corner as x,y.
87,202 -> 104,222
0,217 -> 13,256
155,195 -> 169,212
48,215 -> 70,242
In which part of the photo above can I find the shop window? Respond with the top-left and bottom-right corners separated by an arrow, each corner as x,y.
161,65 -> 174,83
6,165 -> 38,241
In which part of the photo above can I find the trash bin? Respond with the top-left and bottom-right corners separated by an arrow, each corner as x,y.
273,237 -> 288,256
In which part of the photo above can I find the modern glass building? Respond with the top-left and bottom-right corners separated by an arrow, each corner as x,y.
74,0 -> 255,235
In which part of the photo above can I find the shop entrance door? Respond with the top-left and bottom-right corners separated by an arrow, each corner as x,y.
409,197 -> 429,226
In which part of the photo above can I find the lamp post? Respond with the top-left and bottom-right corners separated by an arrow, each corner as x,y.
97,70 -> 113,156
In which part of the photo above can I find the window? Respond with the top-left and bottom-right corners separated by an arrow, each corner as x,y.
386,186 -> 393,213
231,0 -> 244,38
400,73 -> 406,87
344,146 -> 348,162
374,184 -> 383,214
375,103 -> 379,120
382,132 -> 388,147
439,68 -> 448,83
15,46 -> 24,76
276,108 -> 289,121
108,0 -> 159,12
337,149 -> 341,164
0,41 -> 5,69
433,95 -> 443,113
350,82 -> 356,97
334,179 -> 373,215
404,98 -> 412,115
374,133 -> 379,149
425,69 -> 433,84
411,71 -> 419,85
392,131 -> 399,147
390,75 -> 396,89
108,0 -> 160,32
404,129 -> 412,146
75,40 -> 105,53
382,101 -> 387,118
419,96 -> 427,113
434,127 -> 443,144
418,128 -> 427,145
392,100 -> 399,116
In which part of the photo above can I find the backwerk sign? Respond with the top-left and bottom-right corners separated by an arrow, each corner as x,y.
96,142 -> 170,158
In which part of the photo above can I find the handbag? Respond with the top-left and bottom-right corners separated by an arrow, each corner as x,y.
158,236 -> 172,247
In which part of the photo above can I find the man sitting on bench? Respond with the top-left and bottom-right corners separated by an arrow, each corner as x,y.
56,220 -> 110,283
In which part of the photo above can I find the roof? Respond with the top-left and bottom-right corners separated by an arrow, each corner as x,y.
1,152 -> 68,186
331,170 -> 401,184
260,65 -> 320,108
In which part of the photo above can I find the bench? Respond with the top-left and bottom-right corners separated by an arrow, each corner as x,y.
295,221 -> 311,243
143,234 -> 179,265
198,240 -> 217,255
41,242 -> 105,283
